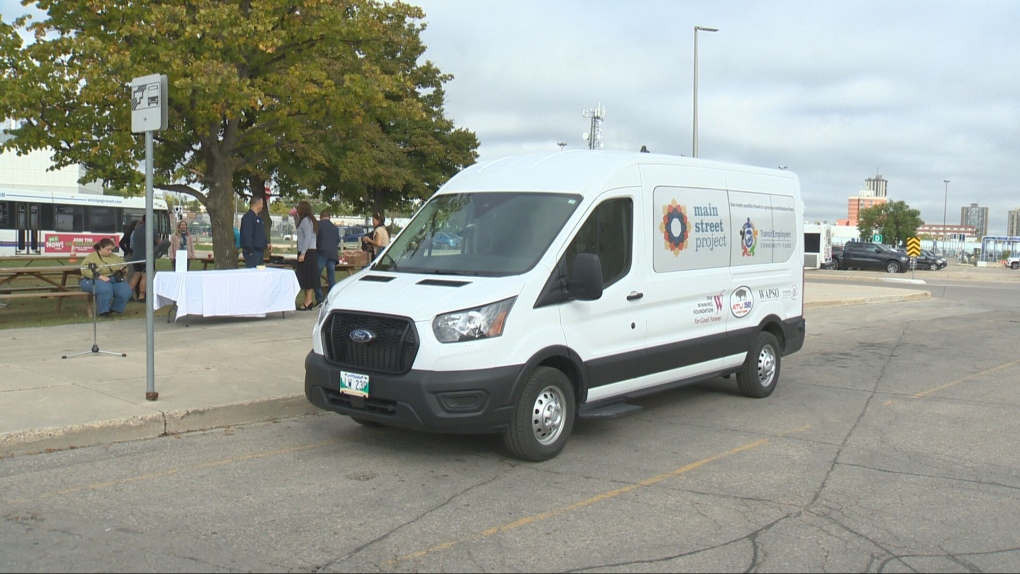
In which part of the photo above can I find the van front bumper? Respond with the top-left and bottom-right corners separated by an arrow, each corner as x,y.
304,351 -> 522,434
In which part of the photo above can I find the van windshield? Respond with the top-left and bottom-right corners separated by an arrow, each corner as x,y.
374,192 -> 582,277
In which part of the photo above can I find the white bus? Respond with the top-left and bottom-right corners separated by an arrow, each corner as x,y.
0,188 -> 171,257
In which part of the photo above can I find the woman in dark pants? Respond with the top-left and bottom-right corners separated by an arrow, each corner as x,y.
294,200 -> 319,310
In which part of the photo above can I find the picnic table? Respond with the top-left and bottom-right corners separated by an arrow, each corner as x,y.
0,264 -> 88,312
0,255 -> 76,267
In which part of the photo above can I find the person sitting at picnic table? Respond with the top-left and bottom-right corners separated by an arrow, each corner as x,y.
79,238 -> 132,318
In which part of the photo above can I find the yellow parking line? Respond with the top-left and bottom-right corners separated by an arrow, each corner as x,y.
386,437 -> 769,566
913,358 -> 1020,398
882,358 -> 1020,407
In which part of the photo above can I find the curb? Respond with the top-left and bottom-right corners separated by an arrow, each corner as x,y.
805,290 -> 931,309
0,395 -> 320,459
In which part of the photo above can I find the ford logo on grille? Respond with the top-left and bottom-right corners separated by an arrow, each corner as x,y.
349,329 -> 376,344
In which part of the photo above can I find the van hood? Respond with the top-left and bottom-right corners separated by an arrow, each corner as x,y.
326,271 -> 531,321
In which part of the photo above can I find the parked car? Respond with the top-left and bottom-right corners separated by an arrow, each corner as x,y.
1006,255 -> 1020,270
916,249 -> 947,270
432,231 -> 462,249
827,245 -> 843,269
836,241 -> 910,273
342,225 -> 371,244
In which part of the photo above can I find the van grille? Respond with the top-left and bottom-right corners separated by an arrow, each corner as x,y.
323,312 -> 419,374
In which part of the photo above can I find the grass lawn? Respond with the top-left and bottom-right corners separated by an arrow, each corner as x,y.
3,258 -> 215,329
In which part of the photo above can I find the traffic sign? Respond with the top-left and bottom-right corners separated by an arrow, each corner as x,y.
873,234 -> 883,243
130,74 -> 168,133
906,237 -> 921,257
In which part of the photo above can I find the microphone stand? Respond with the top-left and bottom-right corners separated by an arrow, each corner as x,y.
62,261 -> 130,359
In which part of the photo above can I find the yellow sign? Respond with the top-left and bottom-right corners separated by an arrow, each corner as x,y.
906,237 -> 921,257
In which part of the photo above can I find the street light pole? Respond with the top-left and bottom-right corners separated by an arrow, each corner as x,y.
942,179 -> 950,254
693,25 -> 718,158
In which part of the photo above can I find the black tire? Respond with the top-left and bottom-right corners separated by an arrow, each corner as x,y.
350,416 -> 384,428
503,367 -> 575,462
886,261 -> 901,273
1012,262 -> 1019,270
736,332 -> 781,399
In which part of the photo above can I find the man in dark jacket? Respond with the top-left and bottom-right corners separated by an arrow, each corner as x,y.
314,210 -> 341,305
240,197 -> 269,268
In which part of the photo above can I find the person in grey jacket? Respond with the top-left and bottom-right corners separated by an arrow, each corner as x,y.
294,200 -> 319,310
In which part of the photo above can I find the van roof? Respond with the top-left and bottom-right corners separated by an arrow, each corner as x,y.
439,150 -> 796,196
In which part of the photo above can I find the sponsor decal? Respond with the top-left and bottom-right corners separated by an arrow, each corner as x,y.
757,287 -> 781,303
730,286 -> 753,318
44,233 -> 113,254
738,218 -> 758,257
693,290 -> 725,325
782,284 -> 799,300
659,199 -> 690,255
660,200 -> 730,256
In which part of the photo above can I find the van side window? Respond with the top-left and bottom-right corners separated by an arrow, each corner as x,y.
567,198 -> 633,287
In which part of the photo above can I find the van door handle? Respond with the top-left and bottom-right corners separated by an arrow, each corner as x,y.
627,291 -> 644,301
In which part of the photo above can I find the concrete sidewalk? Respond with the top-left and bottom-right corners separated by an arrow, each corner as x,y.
0,280 -> 931,458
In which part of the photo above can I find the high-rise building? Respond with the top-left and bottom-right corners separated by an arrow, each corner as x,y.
960,203 -> 989,239
864,175 -> 887,198
839,177 -> 889,227
1007,208 -> 1020,237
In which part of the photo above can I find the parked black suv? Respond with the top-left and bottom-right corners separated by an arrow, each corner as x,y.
834,241 -> 910,273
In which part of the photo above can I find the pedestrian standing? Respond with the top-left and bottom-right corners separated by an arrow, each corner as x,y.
240,197 -> 270,268
295,201 -> 319,310
315,210 -> 340,306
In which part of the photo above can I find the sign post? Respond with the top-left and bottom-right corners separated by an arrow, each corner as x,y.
131,74 -> 168,401
906,236 -> 921,277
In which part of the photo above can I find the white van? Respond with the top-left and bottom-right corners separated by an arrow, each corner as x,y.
305,151 -> 806,461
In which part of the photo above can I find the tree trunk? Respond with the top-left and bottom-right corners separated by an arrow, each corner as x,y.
207,164 -> 239,269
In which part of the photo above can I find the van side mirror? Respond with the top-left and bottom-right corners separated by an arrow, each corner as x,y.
567,253 -> 603,301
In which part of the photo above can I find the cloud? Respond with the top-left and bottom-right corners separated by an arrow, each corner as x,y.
413,0 -> 1020,232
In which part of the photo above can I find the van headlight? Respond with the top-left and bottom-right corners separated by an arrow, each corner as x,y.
433,297 -> 516,343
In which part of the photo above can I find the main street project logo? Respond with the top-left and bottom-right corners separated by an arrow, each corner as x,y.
739,218 -> 758,257
659,199 -> 690,255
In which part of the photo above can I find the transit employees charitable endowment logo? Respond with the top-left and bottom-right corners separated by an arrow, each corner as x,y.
660,199 -> 690,255
739,218 -> 758,257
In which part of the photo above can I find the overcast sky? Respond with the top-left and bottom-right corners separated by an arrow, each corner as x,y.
409,0 -> 1020,233
3,1 -> 1018,233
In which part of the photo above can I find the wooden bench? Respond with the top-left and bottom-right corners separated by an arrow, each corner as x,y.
0,291 -> 93,314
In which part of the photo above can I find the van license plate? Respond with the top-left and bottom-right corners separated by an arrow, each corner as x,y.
339,371 -> 370,397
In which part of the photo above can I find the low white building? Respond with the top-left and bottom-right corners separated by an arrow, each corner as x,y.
1,118 -> 104,194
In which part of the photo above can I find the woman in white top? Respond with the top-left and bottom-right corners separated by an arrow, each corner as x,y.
169,220 -> 196,267
294,200 -> 319,310
360,212 -> 390,260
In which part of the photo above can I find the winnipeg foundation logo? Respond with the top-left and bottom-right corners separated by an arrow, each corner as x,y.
659,199 -> 690,255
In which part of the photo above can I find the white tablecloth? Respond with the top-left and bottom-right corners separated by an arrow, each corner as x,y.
154,268 -> 301,321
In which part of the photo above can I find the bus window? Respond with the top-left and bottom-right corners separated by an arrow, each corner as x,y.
55,205 -> 84,232
88,206 -> 118,234
0,202 -> 11,229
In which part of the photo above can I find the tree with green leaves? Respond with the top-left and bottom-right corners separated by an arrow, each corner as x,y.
0,0 -> 477,268
857,200 -> 924,246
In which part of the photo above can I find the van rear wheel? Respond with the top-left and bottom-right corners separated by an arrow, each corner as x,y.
503,367 -> 575,462
736,332 -> 780,398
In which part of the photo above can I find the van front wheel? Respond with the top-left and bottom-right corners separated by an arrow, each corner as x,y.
736,332 -> 781,398
503,367 -> 575,462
